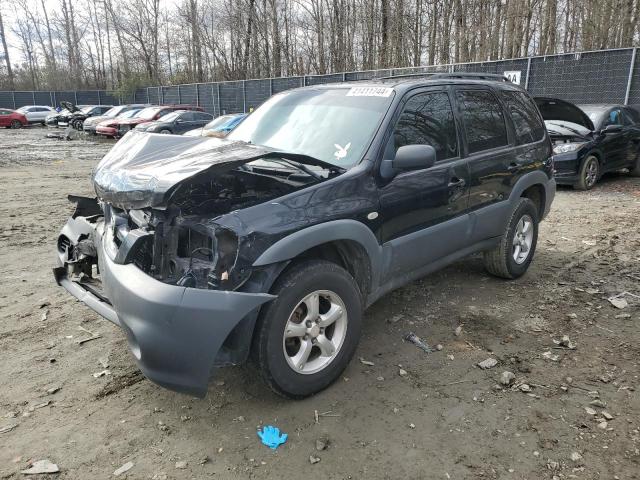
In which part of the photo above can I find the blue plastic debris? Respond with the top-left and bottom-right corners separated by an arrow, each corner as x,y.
257,425 -> 288,449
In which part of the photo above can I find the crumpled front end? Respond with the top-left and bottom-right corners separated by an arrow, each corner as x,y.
54,196 -> 274,397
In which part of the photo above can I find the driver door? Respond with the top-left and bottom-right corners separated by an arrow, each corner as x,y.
378,89 -> 470,279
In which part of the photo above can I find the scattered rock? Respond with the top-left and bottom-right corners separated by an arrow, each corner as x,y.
46,386 -> 61,395
20,459 -> 59,475
565,376 -> 573,384
435,344 -> 443,351
519,383 -> 531,392
570,451 -> 583,463
98,356 -> 110,368
597,421 -> 608,429
584,407 -> 597,415
309,455 -> 321,464
542,351 -> 560,362
608,296 -> 628,309
566,313 -> 578,319
478,358 -> 498,369
614,313 -> 631,319
398,368 -> 408,377
589,399 -> 606,408
92,369 -> 111,378
359,357 -> 375,366
175,461 -> 187,469
113,461 -> 134,476
558,335 -> 576,349
454,326 -> 463,336
408,423 -> 416,429
315,439 -> 328,451
500,371 -> 516,386
447,354 -> 455,360
198,456 -> 210,465
602,411 -> 614,420
376,376 -> 384,381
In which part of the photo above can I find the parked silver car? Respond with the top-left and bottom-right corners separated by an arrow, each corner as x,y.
16,105 -> 55,125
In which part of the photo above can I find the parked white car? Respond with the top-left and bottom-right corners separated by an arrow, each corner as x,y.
16,105 -> 55,125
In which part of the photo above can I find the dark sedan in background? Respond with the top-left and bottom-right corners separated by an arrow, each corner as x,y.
57,103 -> 113,130
536,97 -> 640,189
135,110 -> 213,134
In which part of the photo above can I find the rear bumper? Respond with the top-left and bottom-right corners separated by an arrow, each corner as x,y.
54,214 -> 274,397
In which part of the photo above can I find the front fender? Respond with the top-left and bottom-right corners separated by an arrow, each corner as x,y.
252,219 -> 383,293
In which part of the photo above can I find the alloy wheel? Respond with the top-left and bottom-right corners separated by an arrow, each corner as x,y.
585,158 -> 598,188
282,290 -> 348,375
512,214 -> 534,265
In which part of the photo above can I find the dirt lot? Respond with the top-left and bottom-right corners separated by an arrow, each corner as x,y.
1,127 -> 639,479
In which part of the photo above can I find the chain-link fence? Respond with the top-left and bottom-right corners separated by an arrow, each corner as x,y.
1,47 -> 638,113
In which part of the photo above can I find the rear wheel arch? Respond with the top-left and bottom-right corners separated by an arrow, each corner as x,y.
521,184 -> 545,219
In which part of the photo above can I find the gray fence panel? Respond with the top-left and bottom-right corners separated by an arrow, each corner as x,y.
179,85 -> 198,105
0,91 -> 14,108
628,49 -> 640,108
527,49 -> 633,105
272,77 -> 304,93
147,87 -> 160,105
219,82 -> 243,114
345,69 -> 392,81
101,92 -> 120,105
245,79 -> 271,110
134,88 -> 148,104
162,86 -> 180,105
306,73 -> 344,85
53,91 -> 76,106
77,91 -> 100,105
34,92 -> 52,106
197,83 -> 215,114
13,92 -> 34,108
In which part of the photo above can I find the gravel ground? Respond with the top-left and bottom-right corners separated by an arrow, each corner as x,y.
1,127 -> 639,479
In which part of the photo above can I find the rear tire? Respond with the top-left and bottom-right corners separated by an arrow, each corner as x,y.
159,129 -> 171,134
483,198 -> 539,280
575,155 -> 599,190
251,260 -> 362,399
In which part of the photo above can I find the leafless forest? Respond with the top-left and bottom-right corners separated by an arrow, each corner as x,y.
0,0 -> 639,93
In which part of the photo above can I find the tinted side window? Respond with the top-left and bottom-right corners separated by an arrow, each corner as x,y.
196,112 -> 212,121
387,92 -> 458,161
457,90 -> 508,153
501,91 -> 545,144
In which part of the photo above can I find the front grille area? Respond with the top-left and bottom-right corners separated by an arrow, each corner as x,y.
58,235 -> 71,254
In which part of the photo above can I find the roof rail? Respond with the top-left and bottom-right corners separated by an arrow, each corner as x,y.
378,72 -> 510,82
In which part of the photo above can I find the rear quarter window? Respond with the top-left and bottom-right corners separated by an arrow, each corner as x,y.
456,89 -> 508,154
501,91 -> 546,144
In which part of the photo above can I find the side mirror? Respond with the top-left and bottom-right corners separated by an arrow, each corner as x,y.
393,145 -> 437,170
601,124 -> 622,134
380,144 -> 436,180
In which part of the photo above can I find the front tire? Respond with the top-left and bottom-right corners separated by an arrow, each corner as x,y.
159,129 -> 171,134
576,155 -> 599,190
10,120 -> 22,129
252,260 -> 362,399
483,198 -> 539,280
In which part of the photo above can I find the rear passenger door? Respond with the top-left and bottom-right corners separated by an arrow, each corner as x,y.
378,88 -> 471,278
454,88 -> 518,214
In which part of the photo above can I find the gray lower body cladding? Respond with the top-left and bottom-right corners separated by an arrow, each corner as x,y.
54,215 -> 274,397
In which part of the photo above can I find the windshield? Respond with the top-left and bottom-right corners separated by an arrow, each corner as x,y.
81,106 -> 95,114
136,107 -> 162,120
227,87 -> 394,167
17,107 -> 28,112
158,111 -> 181,122
118,109 -> 142,119
204,115 -> 237,131
104,106 -> 126,117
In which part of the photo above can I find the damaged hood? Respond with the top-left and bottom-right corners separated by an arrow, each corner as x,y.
60,101 -> 81,113
93,131 -> 278,209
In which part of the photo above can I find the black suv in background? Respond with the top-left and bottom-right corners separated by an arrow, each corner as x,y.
55,74 -> 555,399
535,97 -> 640,189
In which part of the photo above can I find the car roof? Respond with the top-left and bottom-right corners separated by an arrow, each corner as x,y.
296,73 -> 523,95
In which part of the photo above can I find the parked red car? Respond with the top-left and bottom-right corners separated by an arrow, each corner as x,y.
96,105 -> 204,138
0,108 -> 28,129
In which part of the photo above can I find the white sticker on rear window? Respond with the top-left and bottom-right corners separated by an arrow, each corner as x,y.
346,87 -> 393,98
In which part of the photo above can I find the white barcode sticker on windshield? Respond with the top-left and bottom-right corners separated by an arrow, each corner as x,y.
346,87 -> 394,98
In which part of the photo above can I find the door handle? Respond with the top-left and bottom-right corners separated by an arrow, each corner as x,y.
448,177 -> 466,187
507,163 -> 519,171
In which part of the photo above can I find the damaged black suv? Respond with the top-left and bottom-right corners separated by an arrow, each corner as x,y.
55,74 -> 555,398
